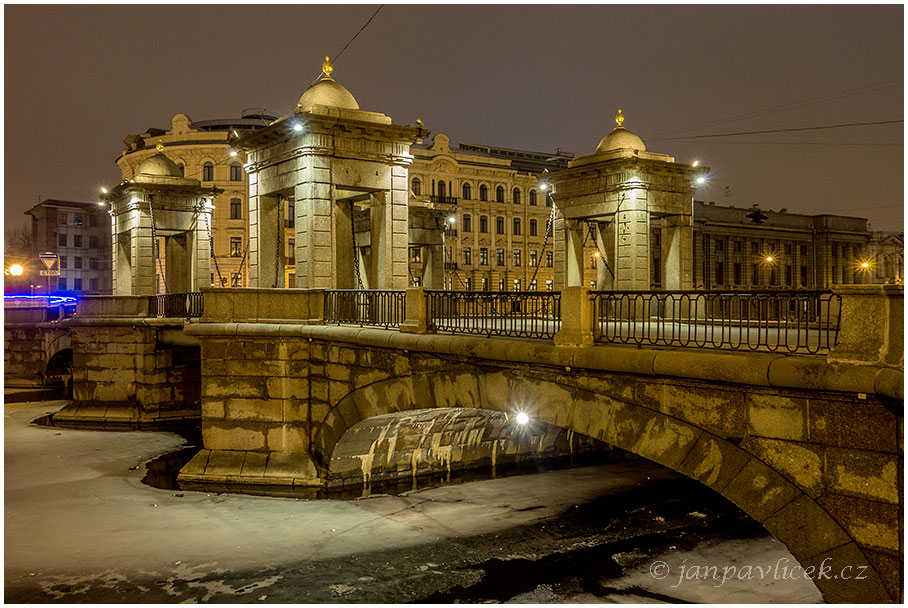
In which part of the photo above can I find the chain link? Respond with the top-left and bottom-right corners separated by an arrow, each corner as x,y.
148,197 -> 168,294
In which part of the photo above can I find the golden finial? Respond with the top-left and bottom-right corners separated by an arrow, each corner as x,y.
322,56 -> 334,79
615,109 -> 625,128
155,140 -> 165,152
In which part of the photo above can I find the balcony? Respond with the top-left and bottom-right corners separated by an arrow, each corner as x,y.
430,195 -> 458,205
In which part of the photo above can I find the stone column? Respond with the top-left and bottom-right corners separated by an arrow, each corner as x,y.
131,212 -> 156,296
165,234 -> 189,293
191,213 -> 211,291
251,192 -> 283,288
564,219 -> 586,288
390,165 -> 411,289
400,287 -> 430,333
552,210 -> 566,290
662,214 -> 693,290
614,205 -> 650,291
294,158 -> 332,289
422,244 -> 444,289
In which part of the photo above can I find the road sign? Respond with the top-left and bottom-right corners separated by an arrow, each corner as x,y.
40,269 -> 61,276
39,252 -> 58,271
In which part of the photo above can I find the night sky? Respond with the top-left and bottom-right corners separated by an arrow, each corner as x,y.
4,5 -> 904,232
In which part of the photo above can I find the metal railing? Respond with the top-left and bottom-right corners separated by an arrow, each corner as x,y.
430,195 -> 458,204
591,290 -> 841,354
324,290 -> 406,329
148,292 -> 204,318
427,290 -> 562,339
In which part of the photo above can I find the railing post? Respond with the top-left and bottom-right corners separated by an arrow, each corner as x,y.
828,285 -> 903,367
554,286 -> 593,346
400,287 -> 431,334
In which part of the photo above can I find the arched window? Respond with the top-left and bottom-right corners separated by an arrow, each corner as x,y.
202,162 -> 214,181
230,162 -> 243,181
438,181 -> 446,199
463,214 -> 472,232
177,163 -> 185,177
513,217 -> 521,235
479,184 -> 488,201
462,183 -> 471,200
529,189 -> 537,206
529,218 -> 538,236
496,216 -> 505,234
513,188 -> 521,205
479,215 -> 489,233
412,177 -> 421,196
496,186 -> 504,203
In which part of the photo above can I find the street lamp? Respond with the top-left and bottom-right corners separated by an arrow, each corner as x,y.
8,264 -> 24,277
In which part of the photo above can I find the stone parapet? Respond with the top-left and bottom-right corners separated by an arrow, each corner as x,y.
200,288 -> 324,324
829,284 -> 903,368
183,320 -> 901,400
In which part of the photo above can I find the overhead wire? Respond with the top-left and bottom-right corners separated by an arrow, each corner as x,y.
651,78 -> 903,139
650,119 -> 902,142
309,5 -> 384,85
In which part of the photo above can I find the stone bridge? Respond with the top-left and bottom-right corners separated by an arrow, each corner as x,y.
3,286 -> 902,602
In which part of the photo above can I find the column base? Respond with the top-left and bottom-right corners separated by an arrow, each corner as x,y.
177,449 -> 325,497
51,400 -> 200,431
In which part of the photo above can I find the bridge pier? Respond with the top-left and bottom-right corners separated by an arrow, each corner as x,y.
51,296 -> 202,430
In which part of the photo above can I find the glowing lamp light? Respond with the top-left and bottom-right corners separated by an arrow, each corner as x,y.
692,160 -> 700,168
100,187 -> 108,194
593,252 -> 601,258
860,261 -> 870,269
695,176 -> 706,185
539,183 -> 548,191
293,123 -> 303,132
97,201 -> 105,206
765,256 -> 774,263
8,264 -> 24,277
515,412 -> 529,425
130,197 -> 140,204
229,150 -> 238,157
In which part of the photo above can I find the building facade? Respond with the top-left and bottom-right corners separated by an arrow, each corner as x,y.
24,199 -> 112,296
692,201 -> 901,290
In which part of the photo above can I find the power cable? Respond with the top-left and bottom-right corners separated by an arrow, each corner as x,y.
309,5 -> 384,85
650,119 -> 902,142
651,79 -> 903,139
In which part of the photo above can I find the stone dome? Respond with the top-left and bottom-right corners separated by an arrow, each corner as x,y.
595,109 -> 646,154
596,126 -> 646,154
135,152 -> 183,179
296,56 -> 360,111
296,76 -> 359,111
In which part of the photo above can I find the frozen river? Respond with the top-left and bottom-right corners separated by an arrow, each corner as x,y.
5,400 -> 822,603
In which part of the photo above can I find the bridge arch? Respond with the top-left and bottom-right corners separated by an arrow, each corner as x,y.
312,367 -> 891,603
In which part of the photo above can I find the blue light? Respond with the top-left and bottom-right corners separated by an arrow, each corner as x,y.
4,294 -> 78,306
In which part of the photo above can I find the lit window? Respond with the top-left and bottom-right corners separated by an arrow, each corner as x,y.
496,249 -> 505,266
479,248 -> 488,265
230,237 -> 243,257
513,249 -> 522,267
463,247 -> 472,265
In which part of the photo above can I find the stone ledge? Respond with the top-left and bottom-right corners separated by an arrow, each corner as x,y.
178,449 -> 323,489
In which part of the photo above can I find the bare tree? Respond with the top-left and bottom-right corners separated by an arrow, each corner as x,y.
5,224 -> 33,257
